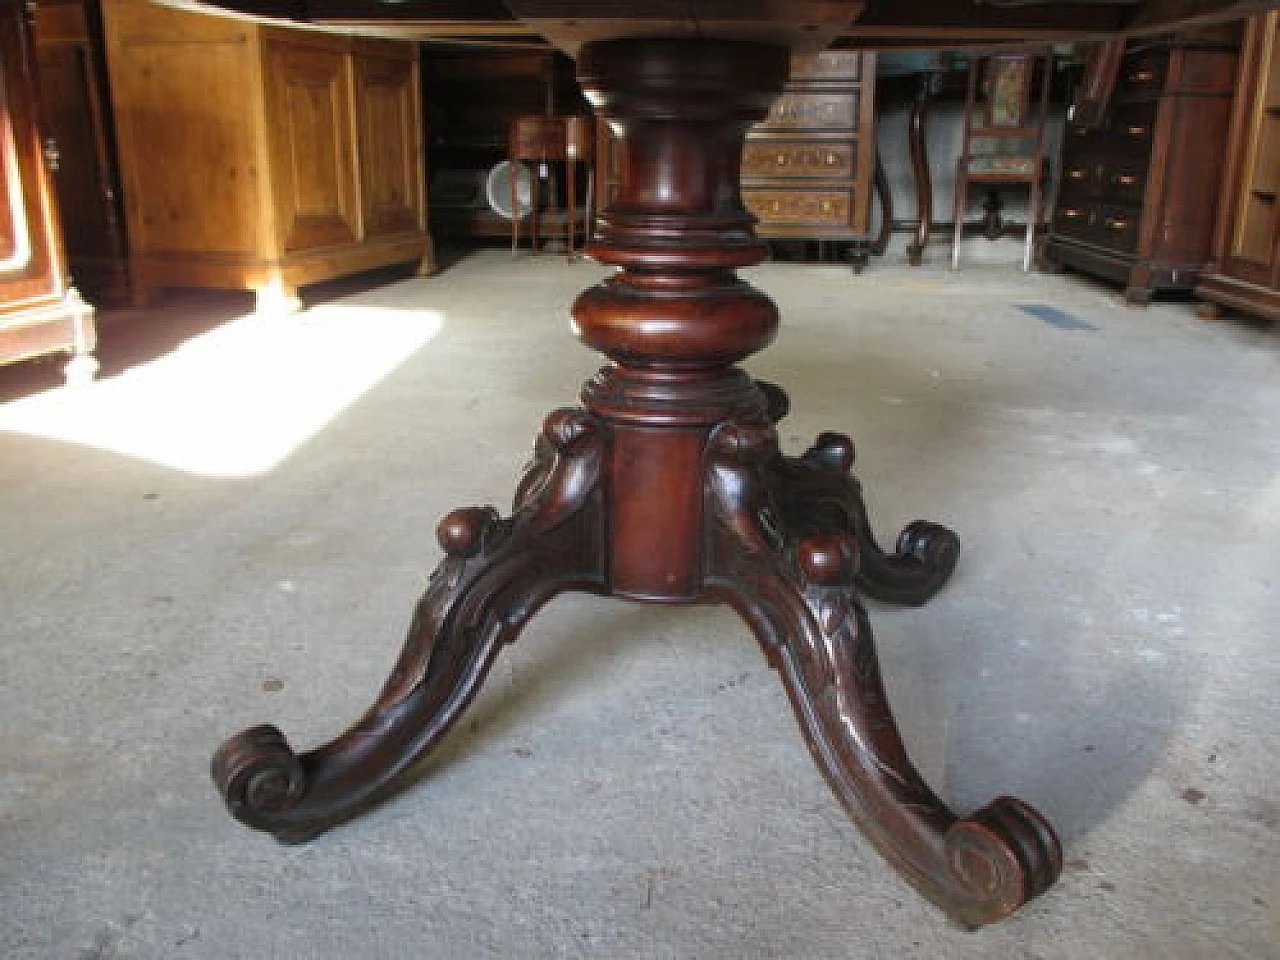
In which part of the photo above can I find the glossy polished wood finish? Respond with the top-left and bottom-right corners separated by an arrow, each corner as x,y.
214,36 -> 1061,928
0,0 -> 97,384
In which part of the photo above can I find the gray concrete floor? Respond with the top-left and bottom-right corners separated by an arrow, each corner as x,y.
1,246 -> 1277,959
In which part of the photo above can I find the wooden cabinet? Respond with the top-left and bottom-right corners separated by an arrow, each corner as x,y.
101,0 -> 433,311
1196,12 -> 1280,321
598,50 -> 877,269
1041,33 -> 1239,304
33,0 -> 129,305
424,47 -> 585,241
0,0 -> 97,383
741,50 -> 877,269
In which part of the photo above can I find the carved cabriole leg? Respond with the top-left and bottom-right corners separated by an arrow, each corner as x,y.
212,409 -> 608,842
703,421 -> 1062,929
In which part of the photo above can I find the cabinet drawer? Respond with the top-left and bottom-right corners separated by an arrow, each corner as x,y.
743,187 -> 856,228
1095,204 -> 1141,253
1054,202 -> 1094,239
1117,50 -> 1167,97
789,50 -> 862,82
1108,102 -> 1157,155
741,140 -> 856,180
758,93 -> 858,132
1099,161 -> 1147,205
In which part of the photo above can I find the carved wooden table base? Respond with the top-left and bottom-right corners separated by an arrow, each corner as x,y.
213,37 -> 1061,930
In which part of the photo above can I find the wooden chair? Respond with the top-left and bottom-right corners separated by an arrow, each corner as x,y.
950,48 -> 1053,271
509,115 -> 595,261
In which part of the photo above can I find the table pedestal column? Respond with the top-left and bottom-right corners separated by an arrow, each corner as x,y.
212,37 -> 1061,930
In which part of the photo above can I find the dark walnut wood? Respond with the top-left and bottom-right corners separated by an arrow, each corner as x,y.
213,37 -> 1061,928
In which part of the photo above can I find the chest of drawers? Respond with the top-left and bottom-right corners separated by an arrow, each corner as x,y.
740,51 -> 877,269
596,50 -> 876,270
1041,34 -> 1238,304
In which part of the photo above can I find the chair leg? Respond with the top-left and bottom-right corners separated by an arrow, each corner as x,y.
511,164 -> 519,258
951,168 -> 966,270
566,159 -> 577,263
1024,177 -> 1043,272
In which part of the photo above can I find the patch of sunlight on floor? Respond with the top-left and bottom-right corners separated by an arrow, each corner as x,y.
0,304 -> 445,478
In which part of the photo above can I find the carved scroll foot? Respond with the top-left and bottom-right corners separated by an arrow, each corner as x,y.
212,409 -> 607,842
705,422 -> 1061,928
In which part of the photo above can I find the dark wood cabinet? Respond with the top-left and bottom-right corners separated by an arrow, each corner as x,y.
0,0 -> 97,383
33,0 -> 128,305
1041,33 -> 1239,304
1196,12 -> 1280,321
425,47 -> 586,241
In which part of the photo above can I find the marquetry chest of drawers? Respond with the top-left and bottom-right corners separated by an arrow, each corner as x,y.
1041,33 -> 1239,304
596,51 -> 876,270
741,51 -> 877,268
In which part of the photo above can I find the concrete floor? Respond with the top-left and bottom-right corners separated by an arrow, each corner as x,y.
1,246 -> 1277,959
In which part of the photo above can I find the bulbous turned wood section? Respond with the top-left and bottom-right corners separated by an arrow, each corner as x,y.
212,36 -> 1061,928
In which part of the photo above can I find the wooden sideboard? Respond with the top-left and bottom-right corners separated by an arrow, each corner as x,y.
1041,32 -> 1239,305
0,0 -> 96,384
1197,12 -> 1280,322
101,0 -> 433,311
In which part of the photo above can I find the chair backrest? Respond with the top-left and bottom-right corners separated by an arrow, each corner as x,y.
960,48 -> 1053,175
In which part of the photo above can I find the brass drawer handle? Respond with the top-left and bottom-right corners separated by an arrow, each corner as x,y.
1105,217 -> 1132,231
1129,69 -> 1157,83
1066,168 -> 1088,180
1125,125 -> 1150,137
1061,208 -> 1086,219
1113,173 -> 1139,186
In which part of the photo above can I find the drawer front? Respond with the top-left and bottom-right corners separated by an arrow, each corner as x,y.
789,50 -> 862,82
1053,202 -> 1095,240
743,188 -> 855,228
1095,204 -> 1141,253
759,93 -> 858,132
1108,102 -> 1158,156
1117,50 -> 1167,98
1099,161 -> 1147,205
741,141 -> 857,180
1060,160 -> 1097,195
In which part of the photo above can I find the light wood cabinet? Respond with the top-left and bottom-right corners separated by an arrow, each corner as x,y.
101,0 -> 433,311
1197,12 -> 1280,321
0,0 -> 97,383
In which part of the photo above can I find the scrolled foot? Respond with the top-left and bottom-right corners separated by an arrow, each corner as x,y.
943,797 -> 1063,928
212,411 -> 607,841
704,432 -> 1060,927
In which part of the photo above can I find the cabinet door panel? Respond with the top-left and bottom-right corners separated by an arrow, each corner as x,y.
0,7 -> 59,307
352,50 -> 421,238
264,39 -> 358,252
